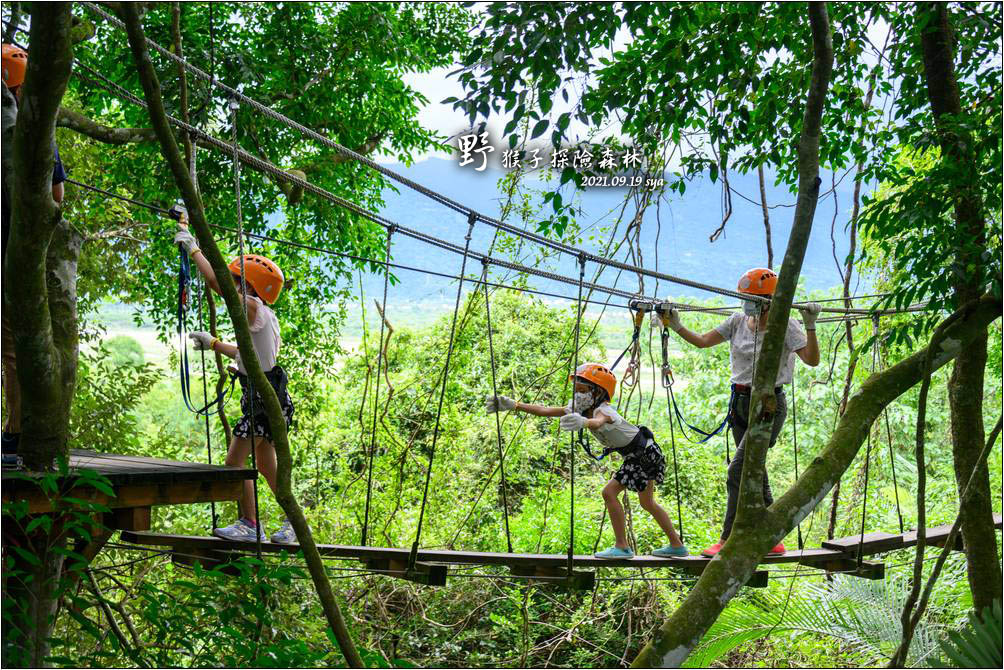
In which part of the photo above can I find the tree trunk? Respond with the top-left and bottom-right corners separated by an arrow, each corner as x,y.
1,4 -> 80,668
118,6 -> 363,667
5,2 -> 76,470
631,4 -> 834,664
918,1 -> 1001,612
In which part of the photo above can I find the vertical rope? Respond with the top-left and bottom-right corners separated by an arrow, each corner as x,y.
568,254 -> 587,576
231,98 -> 262,558
875,315 -> 904,534
666,389 -> 684,542
197,279 -> 217,530
791,369 -> 803,550
362,227 -> 394,546
409,213 -> 477,570
856,317 -> 881,567
482,259 -> 513,553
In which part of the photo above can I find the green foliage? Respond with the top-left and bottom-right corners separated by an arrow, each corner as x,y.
61,2 -> 474,366
2,461 -> 114,667
685,575 -> 945,668
103,335 -> 145,367
70,345 -> 163,453
929,601 -> 1003,669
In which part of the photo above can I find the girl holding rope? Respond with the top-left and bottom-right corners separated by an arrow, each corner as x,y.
664,268 -> 820,557
174,217 -> 297,544
486,363 -> 688,559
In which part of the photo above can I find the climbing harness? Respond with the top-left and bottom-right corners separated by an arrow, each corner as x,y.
653,303 -> 686,540
651,301 -> 732,446
175,203 -> 234,418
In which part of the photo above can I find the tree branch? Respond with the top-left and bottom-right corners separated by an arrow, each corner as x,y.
118,6 -> 363,667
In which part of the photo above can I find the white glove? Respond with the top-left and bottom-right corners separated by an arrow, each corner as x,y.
188,331 -> 215,351
485,395 -> 516,413
650,307 -> 683,332
798,302 -> 822,330
173,227 -> 198,255
559,412 -> 587,432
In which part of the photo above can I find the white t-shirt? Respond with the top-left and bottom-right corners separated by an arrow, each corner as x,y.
573,402 -> 640,450
714,313 -> 807,386
235,295 -> 281,374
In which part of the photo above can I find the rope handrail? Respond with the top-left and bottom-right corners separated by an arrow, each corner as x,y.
81,1 -> 773,305
65,171 -> 931,322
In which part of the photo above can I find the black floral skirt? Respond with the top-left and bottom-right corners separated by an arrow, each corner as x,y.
613,429 -> 666,493
232,366 -> 294,442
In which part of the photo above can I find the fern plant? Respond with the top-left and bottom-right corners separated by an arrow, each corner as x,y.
684,575 -> 945,668
928,600 -> 1003,668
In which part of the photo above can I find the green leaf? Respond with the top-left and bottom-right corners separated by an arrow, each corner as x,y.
530,119 -> 549,140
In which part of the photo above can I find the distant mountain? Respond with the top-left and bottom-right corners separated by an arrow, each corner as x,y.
360,157 -> 861,307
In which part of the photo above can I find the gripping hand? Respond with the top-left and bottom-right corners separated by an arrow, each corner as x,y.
559,412 -> 587,432
485,395 -> 516,413
798,302 -> 822,330
189,331 -> 215,351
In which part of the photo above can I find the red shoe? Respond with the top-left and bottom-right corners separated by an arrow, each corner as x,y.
701,542 -> 723,557
768,542 -> 786,555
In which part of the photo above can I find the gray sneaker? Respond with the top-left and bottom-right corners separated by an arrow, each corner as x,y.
270,518 -> 298,544
213,518 -> 265,542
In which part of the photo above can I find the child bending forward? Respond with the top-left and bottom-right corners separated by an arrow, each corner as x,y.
486,363 -> 688,559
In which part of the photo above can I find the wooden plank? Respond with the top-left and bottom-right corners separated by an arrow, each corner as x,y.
9,479 -> 244,514
108,507 -> 152,532
3,449 -> 256,488
363,558 -> 448,586
509,565 -> 596,590
901,514 -> 1002,549
118,532 -> 853,569
822,531 -> 904,553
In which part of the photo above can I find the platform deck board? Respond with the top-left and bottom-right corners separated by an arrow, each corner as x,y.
3,450 -> 256,513
2,449 -> 256,487
121,515 -> 1004,572
118,531 -> 851,569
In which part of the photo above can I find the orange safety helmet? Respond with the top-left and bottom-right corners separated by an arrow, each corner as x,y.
570,362 -> 616,401
2,44 -> 27,89
228,254 -> 285,304
737,268 -> 778,296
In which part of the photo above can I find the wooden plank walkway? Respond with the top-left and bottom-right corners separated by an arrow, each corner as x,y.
2,449 -> 256,514
120,514 -> 1003,572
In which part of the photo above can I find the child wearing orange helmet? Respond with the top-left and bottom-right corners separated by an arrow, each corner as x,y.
486,362 -> 688,559
662,268 -> 821,557
173,216 -> 298,545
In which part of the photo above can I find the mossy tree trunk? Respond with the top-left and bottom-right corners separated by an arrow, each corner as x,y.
118,6 -> 363,667
918,2 -> 1002,614
1,4 -> 81,668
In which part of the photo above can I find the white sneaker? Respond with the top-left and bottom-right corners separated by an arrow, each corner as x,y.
213,518 -> 265,542
270,518 -> 298,544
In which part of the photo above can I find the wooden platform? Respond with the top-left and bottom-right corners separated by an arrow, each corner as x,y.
2,449 -> 256,516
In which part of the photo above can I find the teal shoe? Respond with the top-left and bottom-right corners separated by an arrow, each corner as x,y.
594,546 -> 634,559
652,544 -> 689,558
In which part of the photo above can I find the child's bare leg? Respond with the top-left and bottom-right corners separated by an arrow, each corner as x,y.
254,437 -> 279,498
638,481 -> 683,547
225,436 -> 256,521
601,479 -> 630,548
